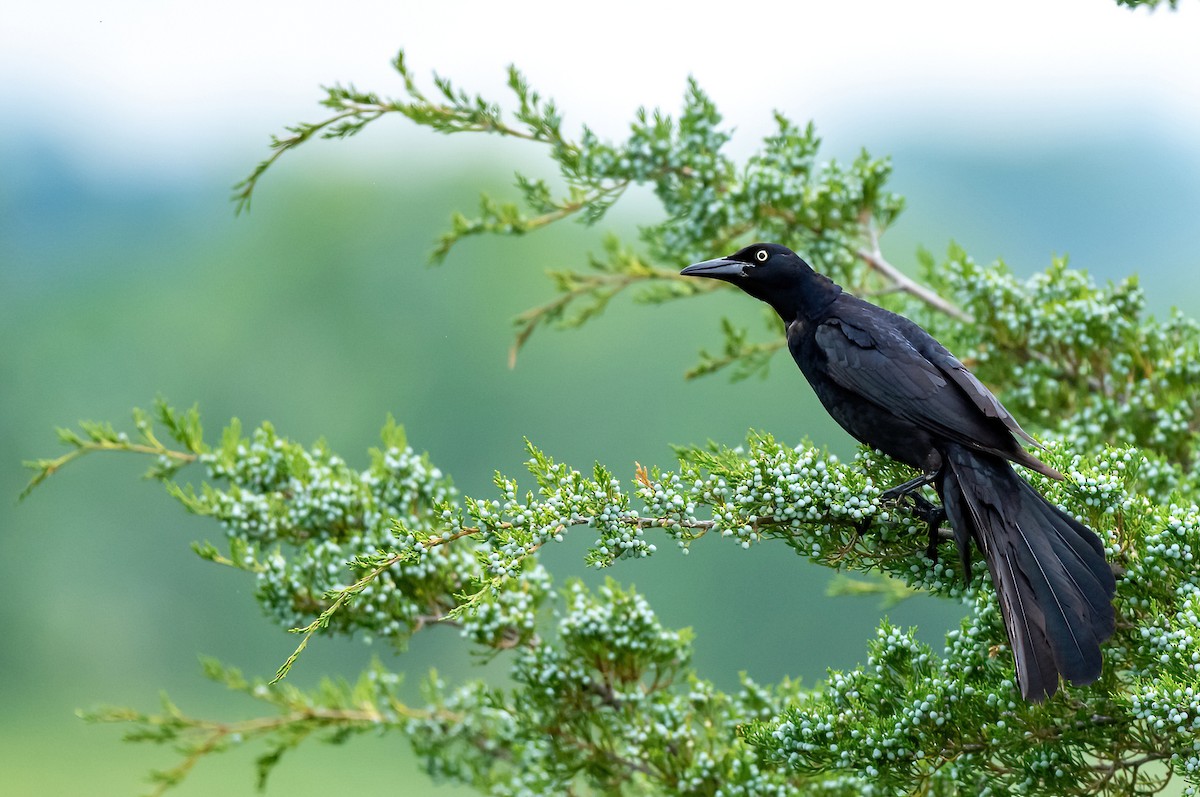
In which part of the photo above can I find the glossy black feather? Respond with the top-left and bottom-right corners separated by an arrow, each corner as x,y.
681,243 -> 1116,701
941,444 -> 1112,699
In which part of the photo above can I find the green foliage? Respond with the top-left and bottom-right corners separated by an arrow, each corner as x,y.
405,580 -> 788,795
81,658 -> 412,796
236,49 -> 967,371
32,374 -> 1200,795
918,246 -> 1200,485
20,397 -> 201,499
1115,0 -> 1181,8
27,45 -> 1200,797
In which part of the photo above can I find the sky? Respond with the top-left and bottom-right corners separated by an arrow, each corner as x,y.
3,0 -> 1199,179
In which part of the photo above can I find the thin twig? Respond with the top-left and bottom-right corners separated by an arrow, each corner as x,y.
21,441 -> 198,499
856,224 -> 972,322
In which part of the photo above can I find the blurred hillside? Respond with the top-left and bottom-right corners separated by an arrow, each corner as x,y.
2,125 -> 1197,794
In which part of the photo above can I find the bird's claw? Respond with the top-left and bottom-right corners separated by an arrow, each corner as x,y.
907,494 -> 947,563
878,482 -> 946,562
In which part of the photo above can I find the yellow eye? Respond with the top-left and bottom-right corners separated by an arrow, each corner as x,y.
755,249 -> 768,262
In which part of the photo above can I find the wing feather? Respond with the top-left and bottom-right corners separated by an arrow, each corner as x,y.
812,301 -> 1062,476
811,300 -> 1052,472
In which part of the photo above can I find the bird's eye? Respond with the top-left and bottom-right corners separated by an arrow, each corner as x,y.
755,249 -> 768,262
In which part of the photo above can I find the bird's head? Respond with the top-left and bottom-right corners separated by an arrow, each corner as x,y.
680,243 -> 841,319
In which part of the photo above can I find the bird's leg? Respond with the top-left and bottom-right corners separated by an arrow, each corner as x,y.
879,472 -> 947,562
908,493 -> 948,562
879,472 -> 935,501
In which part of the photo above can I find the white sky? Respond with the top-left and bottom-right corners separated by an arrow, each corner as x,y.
2,0 -> 1199,175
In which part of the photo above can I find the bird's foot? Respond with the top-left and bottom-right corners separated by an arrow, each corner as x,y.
859,474 -> 948,561
907,493 -> 947,563
879,476 -> 946,562
879,472 -> 935,502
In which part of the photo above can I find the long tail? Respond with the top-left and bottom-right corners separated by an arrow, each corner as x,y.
937,442 -> 1116,702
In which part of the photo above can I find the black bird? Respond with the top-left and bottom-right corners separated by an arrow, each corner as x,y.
681,243 -> 1115,702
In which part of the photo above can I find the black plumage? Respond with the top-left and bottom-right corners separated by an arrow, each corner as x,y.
681,242 -> 1115,701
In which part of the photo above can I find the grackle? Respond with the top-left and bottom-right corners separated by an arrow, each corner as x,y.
681,243 -> 1115,702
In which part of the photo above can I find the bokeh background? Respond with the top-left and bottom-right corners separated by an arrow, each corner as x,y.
4,1 -> 1200,793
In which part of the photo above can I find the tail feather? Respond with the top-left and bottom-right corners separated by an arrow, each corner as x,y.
1031,496 -> 1117,634
1027,497 -> 1116,638
998,552 -> 1058,697
938,443 -> 1115,701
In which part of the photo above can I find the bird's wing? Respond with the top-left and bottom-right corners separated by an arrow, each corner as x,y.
927,348 -> 1043,449
813,308 -> 1015,450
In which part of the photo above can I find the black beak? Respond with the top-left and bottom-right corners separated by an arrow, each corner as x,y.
680,257 -> 745,279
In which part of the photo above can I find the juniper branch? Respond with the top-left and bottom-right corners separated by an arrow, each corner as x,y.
235,50 -> 964,376
30,29 -> 1200,796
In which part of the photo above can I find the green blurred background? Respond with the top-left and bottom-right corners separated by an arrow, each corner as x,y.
4,2 -> 1200,794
